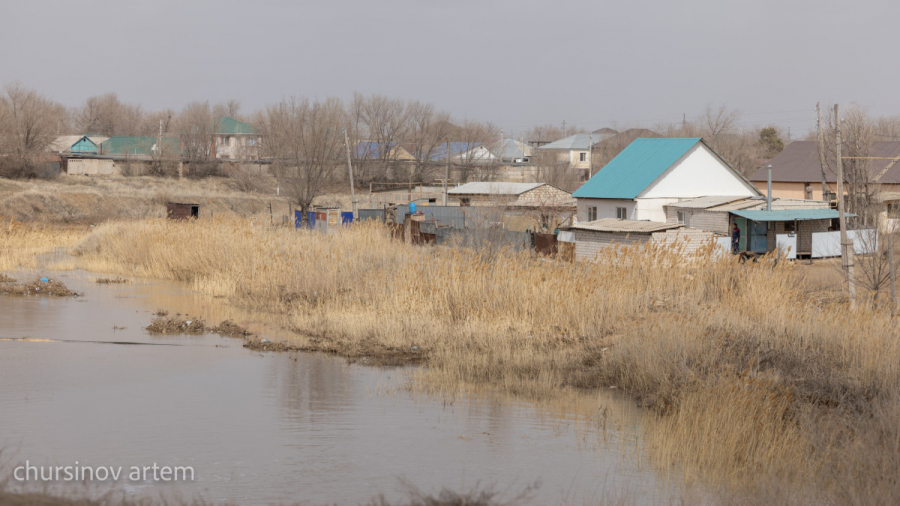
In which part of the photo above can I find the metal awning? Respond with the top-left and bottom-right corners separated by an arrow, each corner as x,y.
730,209 -> 853,221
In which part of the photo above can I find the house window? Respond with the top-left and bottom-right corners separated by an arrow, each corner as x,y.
587,206 -> 597,221
579,152 -> 586,162
616,207 -> 627,219
783,221 -> 796,234
247,137 -> 258,146
677,211 -> 690,226
460,198 -> 470,207
888,203 -> 900,219
221,136 -> 231,146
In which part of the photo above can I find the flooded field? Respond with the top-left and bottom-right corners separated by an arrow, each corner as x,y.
0,271 -> 675,505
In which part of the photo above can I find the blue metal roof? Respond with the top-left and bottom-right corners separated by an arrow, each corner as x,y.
572,138 -> 701,199
730,209 -> 852,221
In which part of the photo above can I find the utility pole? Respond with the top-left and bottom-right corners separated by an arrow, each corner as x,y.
342,128 -> 358,220
588,131 -> 593,178
443,140 -> 449,206
890,230 -> 896,317
816,103 -> 829,199
835,104 -> 856,306
562,120 -> 567,137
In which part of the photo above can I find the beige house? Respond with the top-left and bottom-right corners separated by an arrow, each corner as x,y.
748,140 -> 900,201
536,133 -> 595,172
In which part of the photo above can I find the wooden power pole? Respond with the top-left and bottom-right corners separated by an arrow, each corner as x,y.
834,104 -> 856,305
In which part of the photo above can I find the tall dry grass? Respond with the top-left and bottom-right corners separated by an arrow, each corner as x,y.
0,220 -> 86,271
61,216 -> 900,499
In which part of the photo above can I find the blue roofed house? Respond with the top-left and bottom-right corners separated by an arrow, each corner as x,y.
572,138 -> 761,224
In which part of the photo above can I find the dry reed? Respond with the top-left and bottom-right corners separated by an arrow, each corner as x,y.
16,215 -> 898,499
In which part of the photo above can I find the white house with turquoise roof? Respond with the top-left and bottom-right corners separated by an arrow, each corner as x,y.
572,138 -> 760,223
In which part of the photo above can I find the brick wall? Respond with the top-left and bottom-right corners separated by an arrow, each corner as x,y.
574,229 -> 652,261
651,228 -> 720,255
665,207 -> 730,234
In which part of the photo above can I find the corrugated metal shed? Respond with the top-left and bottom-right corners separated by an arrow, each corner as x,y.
448,182 -> 544,195
572,218 -> 682,233
572,138 -> 701,199
670,196 -> 749,209
730,209 -> 851,221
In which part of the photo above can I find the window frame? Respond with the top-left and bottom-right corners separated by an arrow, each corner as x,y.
677,210 -> 689,226
616,207 -> 627,220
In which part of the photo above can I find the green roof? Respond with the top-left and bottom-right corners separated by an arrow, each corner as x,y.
572,138 -> 702,199
217,117 -> 256,135
101,136 -> 180,156
730,209 -> 852,222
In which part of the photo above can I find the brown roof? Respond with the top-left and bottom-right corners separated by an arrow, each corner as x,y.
749,140 -> 900,184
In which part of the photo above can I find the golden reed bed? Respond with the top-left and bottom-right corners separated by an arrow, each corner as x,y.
4,216 -> 900,503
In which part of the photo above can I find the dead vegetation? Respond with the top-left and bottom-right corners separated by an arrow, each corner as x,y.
145,315 -> 206,334
0,273 -> 15,283
95,277 -> 127,284
11,214 -> 900,500
0,278 -> 76,297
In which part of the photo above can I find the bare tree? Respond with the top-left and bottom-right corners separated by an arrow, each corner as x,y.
405,101 -> 453,182
76,93 -> 146,136
173,101 -> 220,177
0,83 -> 67,178
532,148 -> 577,189
260,97 -> 345,220
453,119 -> 498,182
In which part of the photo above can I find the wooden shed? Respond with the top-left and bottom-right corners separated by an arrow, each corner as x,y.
166,202 -> 200,220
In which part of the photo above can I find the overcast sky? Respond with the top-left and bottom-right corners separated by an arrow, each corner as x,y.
2,0 -> 896,137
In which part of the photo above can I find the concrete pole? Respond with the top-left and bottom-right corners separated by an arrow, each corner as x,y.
890,229 -> 896,316
443,140 -> 449,206
767,164 -> 772,211
589,132 -> 594,178
342,128 -> 358,220
835,104 -> 857,305
816,103 -> 829,199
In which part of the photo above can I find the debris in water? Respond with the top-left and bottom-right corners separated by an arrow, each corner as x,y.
146,315 -> 207,334
209,320 -> 253,338
0,279 -> 76,297
96,277 -> 128,284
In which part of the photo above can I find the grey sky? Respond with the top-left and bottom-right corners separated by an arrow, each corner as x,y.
2,0 -> 897,137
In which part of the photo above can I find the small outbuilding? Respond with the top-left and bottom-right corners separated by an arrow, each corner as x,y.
166,202 -> 200,220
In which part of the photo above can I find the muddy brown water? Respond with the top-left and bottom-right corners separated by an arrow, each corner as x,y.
0,270 -> 677,505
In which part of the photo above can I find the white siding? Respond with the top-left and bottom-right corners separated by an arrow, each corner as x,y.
576,198 -> 635,222
640,143 -> 759,199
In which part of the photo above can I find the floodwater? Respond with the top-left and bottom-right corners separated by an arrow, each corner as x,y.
0,271 -> 675,505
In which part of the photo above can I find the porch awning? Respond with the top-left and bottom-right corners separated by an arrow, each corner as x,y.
730,209 -> 854,222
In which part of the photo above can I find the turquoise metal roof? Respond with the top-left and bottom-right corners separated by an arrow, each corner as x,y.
572,138 -> 701,199
730,209 -> 852,221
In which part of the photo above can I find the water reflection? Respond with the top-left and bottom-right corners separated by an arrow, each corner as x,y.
0,271 -> 674,505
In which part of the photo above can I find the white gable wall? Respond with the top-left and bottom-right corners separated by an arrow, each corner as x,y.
577,198 -> 636,222
640,143 -> 759,199
634,198 -> 680,222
